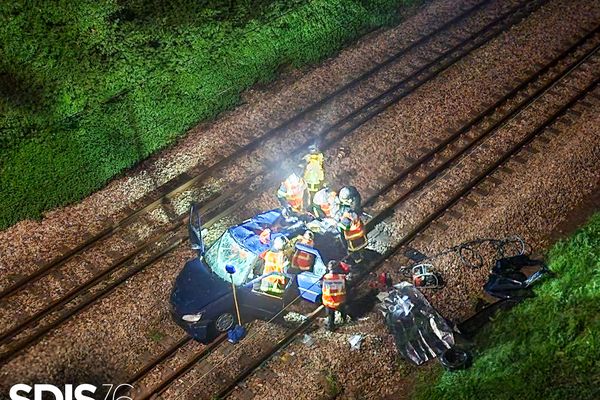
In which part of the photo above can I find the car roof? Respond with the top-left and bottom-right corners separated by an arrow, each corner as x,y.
228,209 -> 284,255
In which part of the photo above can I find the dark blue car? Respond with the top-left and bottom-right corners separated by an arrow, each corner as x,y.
170,204 -> 347,343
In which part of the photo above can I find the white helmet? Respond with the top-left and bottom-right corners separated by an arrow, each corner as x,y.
338,186 -> 353,206
313,187 -> 333,205
287,173 -> 301,185
272,236 -> 287,251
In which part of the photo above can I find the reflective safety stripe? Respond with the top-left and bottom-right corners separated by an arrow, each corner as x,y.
283,181 -> 307,212
307,182 -> 321,192
347,235 -> 367,252
340,212 -> 367,251
261,251 -> 287,293
322,273 -> 346,309
303,153 -> 325,186
292,238 -> 315,271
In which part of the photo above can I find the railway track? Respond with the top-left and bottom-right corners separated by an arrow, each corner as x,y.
122,28 -> 600,400
0,0 -> 496,301
209,77 -> 600,400
0,0 -> 544,364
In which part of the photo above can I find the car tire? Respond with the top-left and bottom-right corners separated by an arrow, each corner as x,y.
215,313 -> 235,332
440,347 -> 472,371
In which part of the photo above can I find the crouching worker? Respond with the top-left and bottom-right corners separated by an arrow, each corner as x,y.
322,260 -> 349,331
260,236 -> 289,295
291,231 -> 315,272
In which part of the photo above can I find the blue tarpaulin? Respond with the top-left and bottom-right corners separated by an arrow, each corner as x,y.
229,209 -> 283,255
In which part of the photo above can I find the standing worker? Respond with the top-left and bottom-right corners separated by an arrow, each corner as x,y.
277,172 -> 310,216
291,230 -> 315,272
336,186 -> 362,216
303,143 -> 325,198
322,260 -> 348,331
260,236 -> 290,295
338,209 -> 368,262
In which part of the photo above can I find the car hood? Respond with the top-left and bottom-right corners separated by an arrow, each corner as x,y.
170,257 -> 230,315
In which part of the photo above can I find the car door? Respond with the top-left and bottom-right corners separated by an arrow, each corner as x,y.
188,203 -> 204,257
238,268 -> 286,321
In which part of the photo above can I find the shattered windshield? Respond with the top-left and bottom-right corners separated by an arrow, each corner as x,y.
205,230 -> 257,286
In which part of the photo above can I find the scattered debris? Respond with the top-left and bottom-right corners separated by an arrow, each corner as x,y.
284,311 -> 308,324
380,282 -> 454,365
484,254 -> 551,299
301,334 -> 315,347
411,263 -> 444,289
348,334 -> 364,351
440,347 -> 472,371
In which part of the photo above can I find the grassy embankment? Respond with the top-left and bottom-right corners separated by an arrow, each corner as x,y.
0,0 -> 420,229
413,212 -> 600,400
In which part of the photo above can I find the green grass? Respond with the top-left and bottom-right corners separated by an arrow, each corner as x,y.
413,212 -> 600,400
0,0 -> 420,229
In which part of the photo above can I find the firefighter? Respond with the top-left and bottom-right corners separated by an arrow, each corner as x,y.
322,260 -> 348,331
260,236 -> 290,295
277,172 -> 310,216
338,209 -> 368,261
303,144 -> 325,198
312,187 -> 337,219
291,230 -> 315,272
336,186 -> 362,215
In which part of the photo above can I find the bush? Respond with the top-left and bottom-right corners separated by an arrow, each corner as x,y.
413,212 -> 600,400
0,0 -> 419,229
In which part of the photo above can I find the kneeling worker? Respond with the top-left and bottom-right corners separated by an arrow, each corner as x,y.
291,230 -> 315,272
322,260 -> 348,331
312,187 -> 337,219
260,236 -> 289,295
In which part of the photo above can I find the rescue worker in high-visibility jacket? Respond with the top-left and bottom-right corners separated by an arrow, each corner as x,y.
338,209 -> 368,260
336,186 -> 362,216
312,187 -> 337,219
260,236 -> 289,295
303,144 -> 325,198
322,260 -> 348,331
277,172 -> 310,216
291,230 -> 315,272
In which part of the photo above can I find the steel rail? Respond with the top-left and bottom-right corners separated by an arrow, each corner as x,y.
215,77 -> 600,400
129,334 -> 228,400
0,0 -> 496,301
140,20 -> 599,400
115,2 -> 563,394
0,0 -> 548,365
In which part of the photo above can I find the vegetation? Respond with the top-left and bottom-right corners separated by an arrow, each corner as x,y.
0,0 -> 419,229
324,370 -> 342,397
413,212 -> 600,400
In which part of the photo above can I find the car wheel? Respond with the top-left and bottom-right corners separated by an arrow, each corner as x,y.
215,313 -> 235,332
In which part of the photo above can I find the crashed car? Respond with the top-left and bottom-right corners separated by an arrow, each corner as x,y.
170,204 -> 349,343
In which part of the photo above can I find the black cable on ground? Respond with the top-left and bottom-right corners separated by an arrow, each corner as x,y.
399,236 -> 528,278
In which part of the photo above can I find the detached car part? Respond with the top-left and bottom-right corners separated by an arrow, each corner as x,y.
380,282 -> 454,365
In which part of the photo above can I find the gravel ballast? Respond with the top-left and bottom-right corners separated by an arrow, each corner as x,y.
231,90 -> 600,400
0,0 -> 476,288
0,0 -> 599,397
